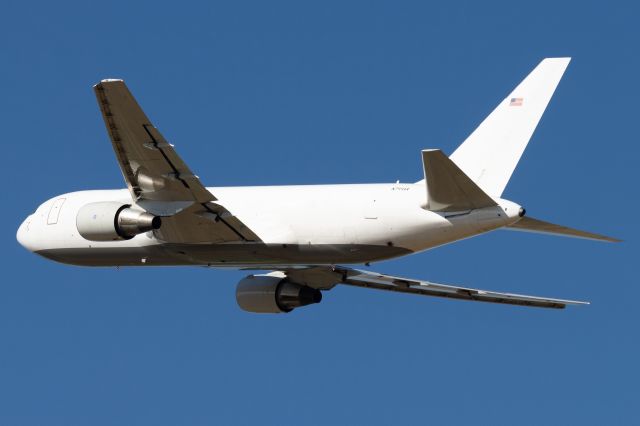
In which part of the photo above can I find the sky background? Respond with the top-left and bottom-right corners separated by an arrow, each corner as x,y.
1,1 -> 637,424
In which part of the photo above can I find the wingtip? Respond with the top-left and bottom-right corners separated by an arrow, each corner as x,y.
562,299 -> 590,308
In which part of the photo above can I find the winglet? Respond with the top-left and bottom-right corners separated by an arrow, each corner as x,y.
422,149 -> 497,212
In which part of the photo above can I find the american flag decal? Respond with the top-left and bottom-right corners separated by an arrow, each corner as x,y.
510,97 -> 523,106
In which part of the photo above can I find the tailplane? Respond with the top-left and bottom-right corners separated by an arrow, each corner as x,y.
506,216 -> 620,243
421,149 -> 497,212
419,58 -> 571,197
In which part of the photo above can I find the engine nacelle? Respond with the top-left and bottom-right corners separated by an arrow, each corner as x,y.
76,202 -> 161,241
236,273 -> 322,313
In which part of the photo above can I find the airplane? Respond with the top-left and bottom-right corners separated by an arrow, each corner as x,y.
16,57 -> 619,313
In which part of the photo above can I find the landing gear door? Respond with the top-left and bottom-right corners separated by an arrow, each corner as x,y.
47,198 -> 66,225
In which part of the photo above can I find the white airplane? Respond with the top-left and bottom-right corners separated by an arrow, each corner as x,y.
16,57 -> 618,313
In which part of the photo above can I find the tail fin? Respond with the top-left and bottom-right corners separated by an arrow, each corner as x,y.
506,216 -> 620,243
447,58 -> 571,197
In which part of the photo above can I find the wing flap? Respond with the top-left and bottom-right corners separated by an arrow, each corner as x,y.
155,203 -> 260,244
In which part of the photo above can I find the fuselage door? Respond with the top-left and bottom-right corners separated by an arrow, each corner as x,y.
47,198 -> 66,225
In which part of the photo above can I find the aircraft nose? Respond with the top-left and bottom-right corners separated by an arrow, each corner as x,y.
17,215 -> 36,252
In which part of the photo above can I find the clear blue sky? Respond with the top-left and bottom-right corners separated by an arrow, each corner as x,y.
2,1 -> 637,424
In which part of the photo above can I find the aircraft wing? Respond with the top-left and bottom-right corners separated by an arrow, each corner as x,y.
94,79 -> 214,207
94,79 -> 260,242
281,266 -> 587,309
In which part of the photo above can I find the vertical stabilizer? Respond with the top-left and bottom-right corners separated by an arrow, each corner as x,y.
447,58 -> 571,197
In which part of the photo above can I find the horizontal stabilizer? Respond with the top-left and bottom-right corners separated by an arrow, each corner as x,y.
422,149 -> 497,212
506,216 -> 620,243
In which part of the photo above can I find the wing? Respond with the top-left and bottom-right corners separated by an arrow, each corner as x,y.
94,79 -> 260,242
94,79 -> 213,206
278,265 -> 587,309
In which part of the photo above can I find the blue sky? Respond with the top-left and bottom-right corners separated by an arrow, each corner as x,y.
2,1 -> 637,424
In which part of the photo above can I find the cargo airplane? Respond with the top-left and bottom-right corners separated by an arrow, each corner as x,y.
17,58 -> 619,313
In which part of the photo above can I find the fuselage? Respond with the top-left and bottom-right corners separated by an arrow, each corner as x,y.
17,183 -> 523,267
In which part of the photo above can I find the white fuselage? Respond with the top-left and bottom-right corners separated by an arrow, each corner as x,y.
17,183 -> 522,267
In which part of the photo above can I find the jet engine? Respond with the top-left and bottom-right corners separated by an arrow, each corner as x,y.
236,273 -> 322,313
76,202 -> 161,241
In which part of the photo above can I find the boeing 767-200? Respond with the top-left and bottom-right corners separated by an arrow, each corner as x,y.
17,58 -> 619,313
